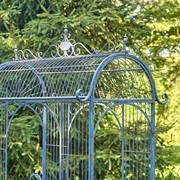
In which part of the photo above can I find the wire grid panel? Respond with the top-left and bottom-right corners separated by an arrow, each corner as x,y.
95,57 -> 152,99
0,52 -> 164,180
0,105 -> 6,180
46,102 -> 89,179
0,55 -> 152,100
0,55 -> 108,98
93,102 -> 151,179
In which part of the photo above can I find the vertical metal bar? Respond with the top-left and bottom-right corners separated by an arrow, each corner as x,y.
56,103 -> 59,179
81,104 -> 84,180
144,103 -> 147,180
140,104 -> 143,180
59,103 -> 63,180
132,105 -> 135,180
136,104 -> 139,179
0,109 -> 1,178
5,103 -> 8,180
66,103 -> 70,180
128,104 -> 130,177
149,103 -> 155,180
85,104 -> 88,179
74,108 -> 76,179
42,106 -> 47,180
88,97 -> 94,180
62,103 -> 65,179
122,104 -> 125,180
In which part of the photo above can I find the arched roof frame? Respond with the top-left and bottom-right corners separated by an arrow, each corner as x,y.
76,53 -> 168,104
0,26 -> 168,104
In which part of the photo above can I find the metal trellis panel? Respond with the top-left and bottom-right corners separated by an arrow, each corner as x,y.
0,26 -> 167,180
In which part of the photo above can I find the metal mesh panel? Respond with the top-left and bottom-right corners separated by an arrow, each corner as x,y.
94,102 -> 151,179
123,103 -> 150,179
0,52 -> 162,180
95,57 -> 152,99
0,107 -> 6,180
46,102 -> 89,180
0,54 -> 152,99
0,55 -> 107,97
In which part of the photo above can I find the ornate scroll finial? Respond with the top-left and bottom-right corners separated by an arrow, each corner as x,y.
13,25 -> 94,60
61,25 -> 71,41
59,25 -> 72,56
14,45 -> 19,61
156,93 -> 168,105
122,34 -> 128,53
12,26 -> 131,61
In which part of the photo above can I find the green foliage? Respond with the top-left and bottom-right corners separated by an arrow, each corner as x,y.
0,0 -> 179,179
8,106 -> 42,179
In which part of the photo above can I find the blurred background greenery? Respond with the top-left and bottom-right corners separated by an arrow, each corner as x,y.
0,0 -> 179,179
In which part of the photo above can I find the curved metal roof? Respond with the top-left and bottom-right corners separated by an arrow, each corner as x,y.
0,53 -> 168,104
0,54 -> 107,98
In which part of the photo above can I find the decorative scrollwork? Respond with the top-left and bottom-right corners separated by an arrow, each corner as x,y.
93,34 -> 128,54
156,93 -> 168,105
13,25 -> 128,61
13,25 -> 94,60
76,89 -> 85,102
75,89 -> 91,102
93,41 -> 117,54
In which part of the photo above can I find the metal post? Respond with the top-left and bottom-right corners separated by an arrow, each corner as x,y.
66,103 -> 71,179
5,103 -> 8,180
149,103 -> 155,180
121,104 -> 125,180
42,106 -> 47,180
88,96 -> 94,180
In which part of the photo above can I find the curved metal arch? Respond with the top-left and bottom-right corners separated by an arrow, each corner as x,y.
76,53 -> 168,104
22,63 -> 47,96
25,101 -> 60,130
127,102 -> 153,132
0,102 -> 8,109
0,62 -> 47,97
93,103 -> 122,137
93,101 -> 151,136
6,102 -> 60,134
68,102 -> 121,132
6,104 -> 43,133
29,174 -> 42,180
68,103 -> 89,132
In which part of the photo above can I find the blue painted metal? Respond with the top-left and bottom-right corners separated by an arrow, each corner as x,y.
121,104 -> 125,179
0,27 -> 168,180
42,106 -> 47,180
88,96 -> 94,180
150,103 -> 155,180
5,103 -> 8,180
29,174 -> 42,180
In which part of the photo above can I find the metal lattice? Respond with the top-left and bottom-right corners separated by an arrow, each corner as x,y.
0,26 -> 167,180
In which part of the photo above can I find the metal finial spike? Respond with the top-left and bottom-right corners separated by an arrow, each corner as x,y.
122,34 -> 128,53
64,24 -> 68,34
60,24 -> 71,42
14,45 -> 18,61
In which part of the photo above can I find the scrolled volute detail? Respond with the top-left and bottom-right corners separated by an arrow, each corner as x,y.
156,93 -> 168,105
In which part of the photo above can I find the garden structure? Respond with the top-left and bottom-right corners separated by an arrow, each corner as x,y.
0,26 -> 168,180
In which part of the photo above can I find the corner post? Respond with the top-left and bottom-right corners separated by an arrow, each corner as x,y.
42,106 -> 47,180
150,102 -> 155,180
88,95 -> 94,180
5,103 -> 8,180
121,104 -> 125,180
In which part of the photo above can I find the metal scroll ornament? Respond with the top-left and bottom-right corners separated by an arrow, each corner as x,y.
14,25 -> 93,60
13,25 -> 129,61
